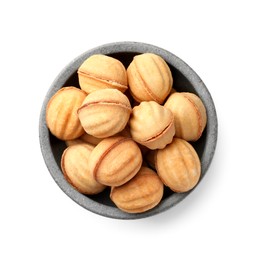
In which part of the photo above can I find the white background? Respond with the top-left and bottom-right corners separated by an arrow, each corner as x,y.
1,0 -> 258,259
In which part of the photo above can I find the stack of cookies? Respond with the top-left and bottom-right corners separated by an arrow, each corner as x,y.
46,53 -> 207,214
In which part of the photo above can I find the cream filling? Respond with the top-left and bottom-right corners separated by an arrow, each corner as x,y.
78,70 -> 127,89
78,100 -> 132,112
142,120 -> 174,143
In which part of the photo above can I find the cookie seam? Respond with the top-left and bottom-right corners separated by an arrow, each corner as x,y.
182,93 -> 203,141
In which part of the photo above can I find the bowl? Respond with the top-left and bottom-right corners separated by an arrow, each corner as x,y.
39,41 -> 218,219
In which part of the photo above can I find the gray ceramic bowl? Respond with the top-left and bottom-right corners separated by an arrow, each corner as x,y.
39,41 -> 218,219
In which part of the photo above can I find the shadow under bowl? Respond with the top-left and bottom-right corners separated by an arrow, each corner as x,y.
39,41 -> 218,219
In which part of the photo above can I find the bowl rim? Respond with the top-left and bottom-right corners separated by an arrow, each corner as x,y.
39,41 -> 218,219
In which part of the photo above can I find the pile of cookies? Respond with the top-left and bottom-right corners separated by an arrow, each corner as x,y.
46,53 -> 207,214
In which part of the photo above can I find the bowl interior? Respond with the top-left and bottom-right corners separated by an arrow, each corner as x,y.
40,43 -> 217,219
48,51 -> 207,207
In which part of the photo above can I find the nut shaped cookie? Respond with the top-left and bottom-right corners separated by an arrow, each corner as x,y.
127,53 -> 172,104
78,54 -> 128,93
110,167 -> 163,213
78,89 -> 132,138
46,87 -> 87,140
89,136 -> 142,186
156,138 -> 201,193
61,143 -> 106,195
129,101 -> 175,150
164,92 -> 207,141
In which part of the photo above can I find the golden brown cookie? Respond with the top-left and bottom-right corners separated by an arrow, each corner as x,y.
110,167 -> 164,213
129,101 -> 175,149
78,89 -> 132,138
164,92 -> 207,141
89,136 -> 142,187
46,87 -> 87,140
61,143 -> 106,195
127,53 -> 172,104
78,54 -> 128,93
156,138 -> 201,193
